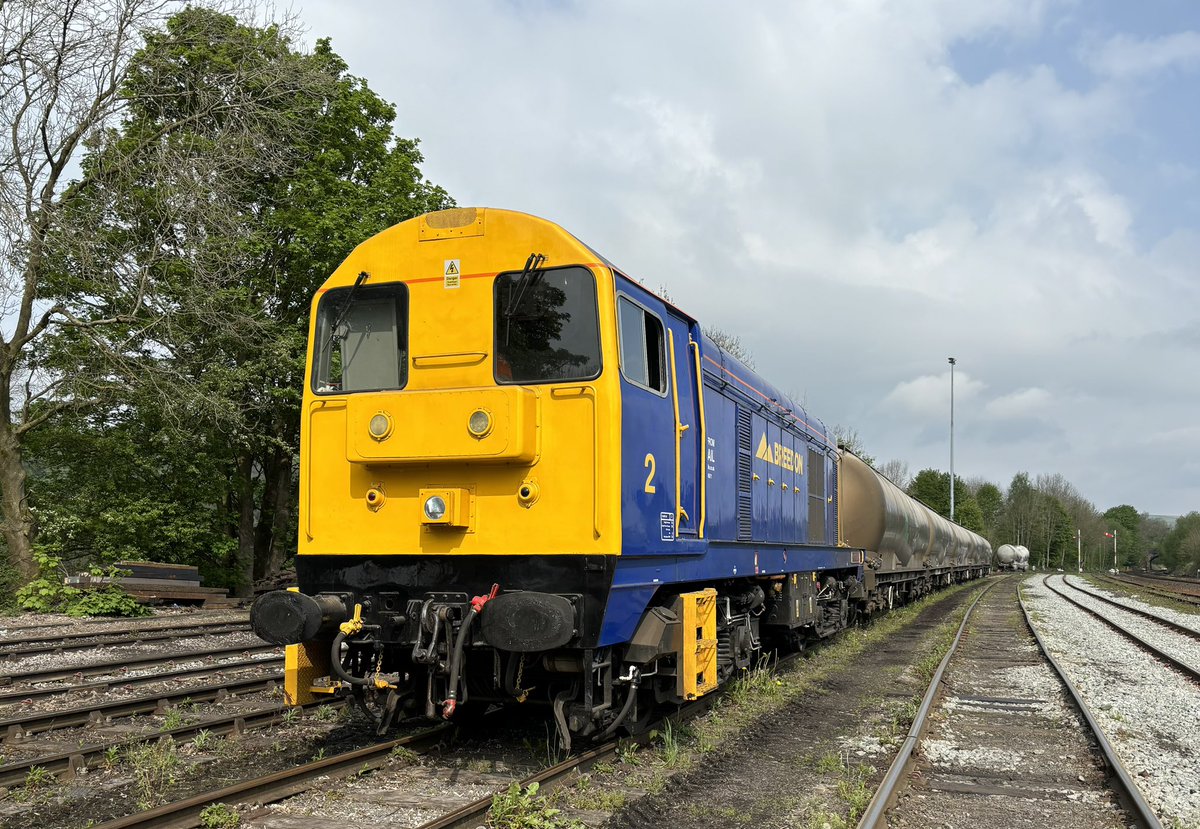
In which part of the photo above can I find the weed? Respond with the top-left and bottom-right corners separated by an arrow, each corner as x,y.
198,803 -> 240,828
488,782 -> 581,829
160,709 -> 183,732
313,704 -> 339,723
24,765 -> 54,790
389,745 -> 419,766
650,720 -> 689,769
104,745 -> 121,767
310,747 -> 326,762
566,776 -> 627,811
466,757 -> 494,773
126,739 -> 181,809
616,741 -> 641,766
281,707 -> 301,725
193,729 -> 214,751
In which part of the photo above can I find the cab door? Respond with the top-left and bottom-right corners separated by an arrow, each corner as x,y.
616,280 -> 704,553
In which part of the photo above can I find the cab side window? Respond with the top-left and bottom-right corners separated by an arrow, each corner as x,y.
617,296 -> 667,394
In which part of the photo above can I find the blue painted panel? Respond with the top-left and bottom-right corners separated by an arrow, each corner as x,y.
703,383 -> 736,541
781,430 -> 796,542
666,312 -> 702,537
766,421 -> 783,542
751,413 -> 769,539
598,544 -> 863,646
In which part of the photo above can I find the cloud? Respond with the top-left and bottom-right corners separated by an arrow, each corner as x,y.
985,388 -> 1052,419
291,1 -> 1200,513
883,371 -> 987,419
1083,31 -> 1200,80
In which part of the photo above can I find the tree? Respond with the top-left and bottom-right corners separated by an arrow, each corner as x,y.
1102,504 -> 1141,568
0,0 -> 256,581
831,425 -> 875,467
906,468 -> 983,532
973,482 -> 1004,540
43,9 -> 451,594
703,327 -> 755,368
1162,513 -> 1200,575
876,459 -> 910,489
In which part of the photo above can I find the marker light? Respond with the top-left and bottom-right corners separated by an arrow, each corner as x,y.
368,413 -> 392,440
423,495 -> 447,521
467,409 -> 492,438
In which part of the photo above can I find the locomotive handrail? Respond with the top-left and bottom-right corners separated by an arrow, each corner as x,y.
690,338 -> 707,539
667,328 -> 689,531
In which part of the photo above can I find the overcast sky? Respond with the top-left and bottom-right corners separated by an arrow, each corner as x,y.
293,0 -> 1199,516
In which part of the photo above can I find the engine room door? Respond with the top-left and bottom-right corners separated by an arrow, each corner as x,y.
665,311 -> 703,539
616,283 -> 704,553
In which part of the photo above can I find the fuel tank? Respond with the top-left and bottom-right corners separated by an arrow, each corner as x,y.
997,544 -> 1018,565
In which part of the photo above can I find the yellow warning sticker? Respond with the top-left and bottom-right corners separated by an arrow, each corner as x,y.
444,259 -> 461,289
756,433 -> 803,474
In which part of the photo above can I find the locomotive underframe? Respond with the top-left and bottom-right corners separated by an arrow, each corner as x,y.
265,554 -> 987,747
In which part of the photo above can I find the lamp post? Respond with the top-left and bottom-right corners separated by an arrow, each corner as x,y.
948,357 -> 956,521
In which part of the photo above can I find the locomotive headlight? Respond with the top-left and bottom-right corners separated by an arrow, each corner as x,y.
368,412 -> 393,441
423,495 -> 447,521
467,408 -> 492,438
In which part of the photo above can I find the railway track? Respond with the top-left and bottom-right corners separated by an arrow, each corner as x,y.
1045,576 -> 1200,684
0,653 -> 282,705
0,619 -> 251,659
0,669 -> 284,741
0,641 -> 279,685
857,576 -> 1156,829
0,698 -> 343,787
1104,574 -> 1200,607
1062,576 -> 1200,639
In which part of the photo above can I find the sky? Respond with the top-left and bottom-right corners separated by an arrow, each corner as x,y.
293,0 -> 1200,516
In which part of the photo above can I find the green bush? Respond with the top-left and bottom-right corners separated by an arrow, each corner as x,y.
16,552 -> 147,617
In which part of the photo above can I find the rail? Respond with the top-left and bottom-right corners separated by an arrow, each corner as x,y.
1023,577 -> 1162,828
855,578 -> 997,829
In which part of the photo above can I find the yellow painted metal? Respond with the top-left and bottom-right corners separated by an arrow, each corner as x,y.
419,487 -> 472,528
345,387 -> 538,465
298,208 -> 622,557
689,339 -> 707,539
667,329 -> 690,530
674,588 -> 718,700
339,602 -> 364,636
284,641 -> 331,707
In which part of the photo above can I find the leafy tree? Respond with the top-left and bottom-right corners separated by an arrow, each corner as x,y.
1102,504 -> 1141,568
973,482 -> 1004,540
1162,513 -> 1200,575
0,0 -> 192,583
906,468 -> 983,533
36,9 -> 451,594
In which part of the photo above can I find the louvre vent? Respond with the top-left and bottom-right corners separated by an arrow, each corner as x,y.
736,406 -> 753,540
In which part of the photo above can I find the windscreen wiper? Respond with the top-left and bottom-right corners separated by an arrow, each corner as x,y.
503,253 -> 545,344
322,270 -> 370,359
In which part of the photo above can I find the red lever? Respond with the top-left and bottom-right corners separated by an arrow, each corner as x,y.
471,583 -> 500,613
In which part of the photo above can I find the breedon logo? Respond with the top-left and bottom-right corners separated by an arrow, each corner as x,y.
755,433 -> 803,474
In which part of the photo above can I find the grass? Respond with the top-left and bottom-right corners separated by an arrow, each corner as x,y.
389,745 -> 419,766
126,739 -> 181,809
159,708 -> 184,732
488,782 -> 582,829
198,803 -> 240,828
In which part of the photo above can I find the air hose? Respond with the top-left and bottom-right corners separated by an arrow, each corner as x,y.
442,584 -> 500,719
600,674 -> 640,738
330,630 -> 372,687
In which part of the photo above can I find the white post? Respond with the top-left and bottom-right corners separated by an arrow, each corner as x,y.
948,357 -> 956,521
1077,528 -> 1082,573
1112,529 -> 1118,570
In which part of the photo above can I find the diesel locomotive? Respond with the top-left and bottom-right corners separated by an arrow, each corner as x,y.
251,207 -> 991,747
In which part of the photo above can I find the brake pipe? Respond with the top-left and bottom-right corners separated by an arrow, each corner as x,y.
443,585 -> 500,718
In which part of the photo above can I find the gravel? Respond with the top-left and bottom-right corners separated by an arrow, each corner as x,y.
1074,577 -> 1200,632
0,631 -> 267,676
1024,575 -> 1200,826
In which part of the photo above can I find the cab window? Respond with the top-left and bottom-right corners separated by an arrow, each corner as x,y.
617,296 -> 667,393
312,283 -> 408,393
495,265 -> 601,384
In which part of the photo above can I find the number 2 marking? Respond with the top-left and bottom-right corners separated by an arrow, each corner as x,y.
644,453 -> 657,494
